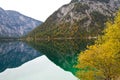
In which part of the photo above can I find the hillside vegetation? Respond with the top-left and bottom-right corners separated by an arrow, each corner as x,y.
27,0 -> 120,40
76,11 -> 120,80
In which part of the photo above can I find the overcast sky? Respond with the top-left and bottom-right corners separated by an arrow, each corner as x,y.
0,0 -> 71,21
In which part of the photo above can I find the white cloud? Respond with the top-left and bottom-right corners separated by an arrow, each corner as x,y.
0,0 -> 71,21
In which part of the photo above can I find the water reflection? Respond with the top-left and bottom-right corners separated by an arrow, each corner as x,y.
28,39 -> 94,75
0,41 -> 42,73
0,40 -> 93,80
0,55 -> 78,80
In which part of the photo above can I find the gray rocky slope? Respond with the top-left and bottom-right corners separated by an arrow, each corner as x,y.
0,7 -> 42,38
29,0 -> 120,38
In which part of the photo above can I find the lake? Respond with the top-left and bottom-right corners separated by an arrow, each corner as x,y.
0,40 -> 93,80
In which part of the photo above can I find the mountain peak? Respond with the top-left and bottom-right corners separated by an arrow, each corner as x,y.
71,0 -> 120,3
28,0 -> 120,39
70,0 -> 80,3
0,7 -> 42,37
81,0 -> 110,3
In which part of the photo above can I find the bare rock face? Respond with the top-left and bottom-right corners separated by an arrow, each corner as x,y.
70,0 -> 80,3
56,0 -> 120,23
0,8 -> 42,38
29,0 -> 120,38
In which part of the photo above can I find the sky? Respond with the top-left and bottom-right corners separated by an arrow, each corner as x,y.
0,0 -> 71,21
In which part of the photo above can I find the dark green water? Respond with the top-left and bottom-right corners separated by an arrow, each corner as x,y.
0,40 -> 93,80
28,39 -> 94,75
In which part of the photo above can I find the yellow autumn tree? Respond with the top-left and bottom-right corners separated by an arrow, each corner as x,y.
76,11 -> 120,80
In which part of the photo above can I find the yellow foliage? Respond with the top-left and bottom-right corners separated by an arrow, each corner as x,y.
76,70 -> 103,80
76,11 -> 120,80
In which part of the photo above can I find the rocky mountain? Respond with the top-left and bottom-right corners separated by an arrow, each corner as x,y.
0,7 -> 42,38
28,0 -> 120,39
0,41 -> 42,72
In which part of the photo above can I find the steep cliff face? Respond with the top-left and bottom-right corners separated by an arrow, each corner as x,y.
0,8 -> 42,38
28,0 -> 120,39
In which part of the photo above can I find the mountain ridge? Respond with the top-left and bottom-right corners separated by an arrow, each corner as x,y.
0,7 -> 42,38
27,0 -> 120,39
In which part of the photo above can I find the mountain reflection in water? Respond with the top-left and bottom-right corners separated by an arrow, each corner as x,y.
28,39 -> 94,75
0,39 -> 93,80
0,41 -> 42,73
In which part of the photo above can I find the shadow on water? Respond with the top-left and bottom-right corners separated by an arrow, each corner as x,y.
0,41 -> 42,73
28,39 -> 94,75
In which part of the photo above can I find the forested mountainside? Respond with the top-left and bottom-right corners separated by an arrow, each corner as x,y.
27,0 -> 120,39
